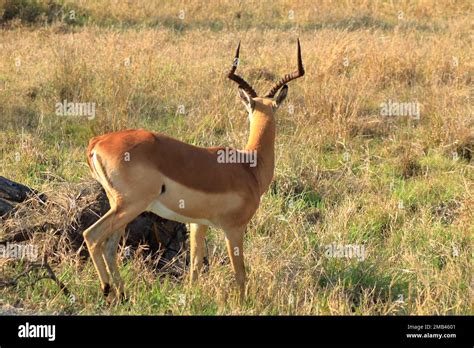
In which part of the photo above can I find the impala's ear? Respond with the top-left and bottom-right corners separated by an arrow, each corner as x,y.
238,88 -> 255,112
273,85 -> 288,109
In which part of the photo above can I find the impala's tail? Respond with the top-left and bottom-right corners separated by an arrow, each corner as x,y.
87,137 -> 115,195
86,137 -> 101,175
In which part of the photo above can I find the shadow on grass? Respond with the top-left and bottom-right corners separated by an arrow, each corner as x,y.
318,259 -> 412,314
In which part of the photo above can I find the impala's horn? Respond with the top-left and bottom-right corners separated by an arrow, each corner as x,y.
265,39 -> 305,98
227,42 -> 258,98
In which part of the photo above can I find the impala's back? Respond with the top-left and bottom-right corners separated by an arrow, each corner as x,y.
87,129 -> 261,229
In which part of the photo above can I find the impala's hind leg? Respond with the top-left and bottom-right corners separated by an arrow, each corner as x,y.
83,205 -> 143,299
103,228 -> 125,300
83,208 -> 119,297
189,223 -> 208,283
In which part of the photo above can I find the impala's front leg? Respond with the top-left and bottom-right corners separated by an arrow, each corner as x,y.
189,223 -> 208,283
224,226 -> 247,299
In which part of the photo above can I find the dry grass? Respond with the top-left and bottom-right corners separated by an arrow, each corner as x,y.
0,0 -> 472,315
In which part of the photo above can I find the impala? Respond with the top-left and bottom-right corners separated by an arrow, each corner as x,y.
84,40 -> 305,301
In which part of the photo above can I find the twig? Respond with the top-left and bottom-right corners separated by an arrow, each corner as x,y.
0,255 -> 71,298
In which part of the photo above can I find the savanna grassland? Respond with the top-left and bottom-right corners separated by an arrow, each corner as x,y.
0,0 -> 472,315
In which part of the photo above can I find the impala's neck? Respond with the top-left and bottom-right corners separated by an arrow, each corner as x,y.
244,106 -> 276,195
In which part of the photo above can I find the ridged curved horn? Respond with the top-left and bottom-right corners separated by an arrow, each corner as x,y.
227,42 -> 258,98
265,39 -> 305,98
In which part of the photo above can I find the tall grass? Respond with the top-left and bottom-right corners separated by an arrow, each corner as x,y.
0,0 -> 472,314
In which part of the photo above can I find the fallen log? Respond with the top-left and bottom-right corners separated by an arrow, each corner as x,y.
0,176 -> 46,205
0,177 -> 188,272
0,197 -> 15,217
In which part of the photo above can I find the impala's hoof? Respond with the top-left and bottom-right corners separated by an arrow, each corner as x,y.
102,284 -> 111,298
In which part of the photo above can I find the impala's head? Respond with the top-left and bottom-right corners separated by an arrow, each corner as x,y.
227,39 -> 305,122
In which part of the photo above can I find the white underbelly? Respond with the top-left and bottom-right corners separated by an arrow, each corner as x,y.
146,199 -> 212,226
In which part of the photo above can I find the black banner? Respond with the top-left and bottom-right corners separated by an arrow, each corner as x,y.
0,315 -> 471,346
